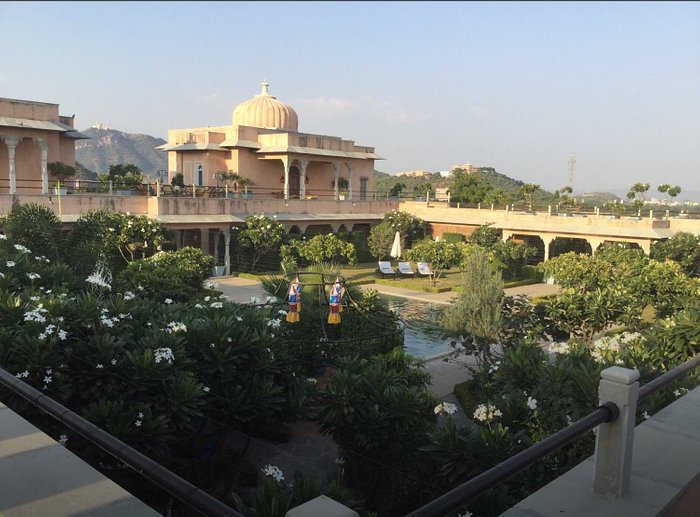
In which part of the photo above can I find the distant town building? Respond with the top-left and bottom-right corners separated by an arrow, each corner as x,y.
0,97 -> 88,194
158,82 -> 382,200
452,163 -> 480,174
395,169 -> 433,178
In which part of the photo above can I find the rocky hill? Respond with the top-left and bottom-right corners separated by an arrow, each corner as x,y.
75,126 -> 167,178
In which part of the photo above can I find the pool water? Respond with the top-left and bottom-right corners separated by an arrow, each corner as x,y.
380,295 -> 454,359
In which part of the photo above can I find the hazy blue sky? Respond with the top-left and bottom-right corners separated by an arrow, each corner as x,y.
2,1 -> 698,193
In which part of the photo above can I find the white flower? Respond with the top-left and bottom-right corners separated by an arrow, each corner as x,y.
210,302 -> 223,309
6,260 -> 15,267
16,370 -> 29,379
14,244 -> 31,253
43,375 -> 52,384
434,402 -> 458,416
26,272 -> 41,280
123,291 -> 135,300
154,347 -> 175,364
138,412 -> 144,419
86,270 -> 111,290
643,411 -> 650,420
235,316 -> 243,322
96,364 -> 103,369
306,377 -> 318,385
526,397 -> 538,410
204,296 -> 211,302
137,285 -> 144,291
205,281 -> 218,290
58,434 -> 69,446
488,361 -> 501,374
111,359 -> 117,365
0,234 -> 6,239
203,386 -> 210,392
57,329 -> 67,341
164,321 -> 187,334
30,296 -> 40,301
261,464 -> 285,482
164,298 -> 173,304
278,309 -> 287,316
267,318 -> 282,329
266,296 -> 277,304
549,342 -> 571,355
135,420 -> 142,427
473,403 -> 502,423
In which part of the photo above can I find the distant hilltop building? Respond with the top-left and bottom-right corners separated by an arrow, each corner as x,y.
158,82 -> 382,200
395,169 -> 433,178
452,163 -> 480,174
91,123 -> 109,130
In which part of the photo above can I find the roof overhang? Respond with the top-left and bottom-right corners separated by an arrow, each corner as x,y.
155,143 -> 229,152
256,145 -> 384,160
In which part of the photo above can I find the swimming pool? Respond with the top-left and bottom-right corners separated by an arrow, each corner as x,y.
380,295 -> 455,359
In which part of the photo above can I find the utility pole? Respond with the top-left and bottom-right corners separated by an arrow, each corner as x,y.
568,153 -> 576,190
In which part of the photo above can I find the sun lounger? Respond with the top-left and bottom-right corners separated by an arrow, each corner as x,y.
416,262 -> 432,277
397,261 -> 415,276
378,261 -> 397,279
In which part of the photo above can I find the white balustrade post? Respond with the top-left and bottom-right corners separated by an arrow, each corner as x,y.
593,366 -> 640,499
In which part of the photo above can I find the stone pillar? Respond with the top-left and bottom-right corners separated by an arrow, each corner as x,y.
543,236 -> 556,261
333,163 -> 340,200
345,162 -> 353,201
283,158 -> 290,200
4,136 -> 20,194
35,138 -> 48,194
214,232 -> 220,264
588,238 -> 604,255
223,228 -> 231,276
200,228 -> 210,257
299,159 -> 309,199
593,366 -> 640,499
640,240 -> 651,256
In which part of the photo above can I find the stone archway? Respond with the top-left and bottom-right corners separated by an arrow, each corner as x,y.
550,237 -> 593,259
510,234 -> 546,264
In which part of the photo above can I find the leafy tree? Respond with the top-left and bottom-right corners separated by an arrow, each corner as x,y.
441,246 -> 504,366
237,215 -> 285,272
468,223 -> 502,248
450,169 -> 493,204
406,239 -> 460,286
367,221 -> 396,261
68,209 -> 124,277
116,247 -> 213,301
658,184 -> 681,201
111,213 -> 171,263
48,161 -> 77,183
319,349 -> 436,515
483,188 -> 511,207
519,183 -> 541,211
285,233 -> 357,267
554,185 -> 574,208
413,182 -> 432,198
651,232 -> 700,277
101,163 -> 144,190
627,182 -> 650,212
492,240 -> 537,279
382,210 -> 425,247
0,203 -> 64,260
389,182 -> 406,198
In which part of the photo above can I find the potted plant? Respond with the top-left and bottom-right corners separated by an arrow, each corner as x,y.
48,161 -> 77,195
215,171 -> 255,199
211,259 -> 225,277
335,177 -> 349,200
171,172 -> 185,196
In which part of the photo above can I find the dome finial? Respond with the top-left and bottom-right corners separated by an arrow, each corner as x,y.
261,81 -> 270,95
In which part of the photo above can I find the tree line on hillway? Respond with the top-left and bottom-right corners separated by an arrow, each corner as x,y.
0,202 -> 698,516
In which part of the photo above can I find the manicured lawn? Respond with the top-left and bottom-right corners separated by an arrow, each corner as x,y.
238,263 -> 543,293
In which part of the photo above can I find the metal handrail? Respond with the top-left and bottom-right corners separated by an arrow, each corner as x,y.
407,402 -> 618,517
0,367 -> 242,517
408,353 -> 700,517
638,354 -> 700,400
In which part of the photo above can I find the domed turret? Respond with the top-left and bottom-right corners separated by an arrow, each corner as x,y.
233,82 -> 299,130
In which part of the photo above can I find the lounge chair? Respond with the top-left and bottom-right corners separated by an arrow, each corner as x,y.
417,262 -> 432,278
397,261 -> 415,276
378,260 -> 397,279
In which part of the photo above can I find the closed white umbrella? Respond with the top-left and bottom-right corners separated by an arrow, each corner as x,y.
390,231 -> 401,259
